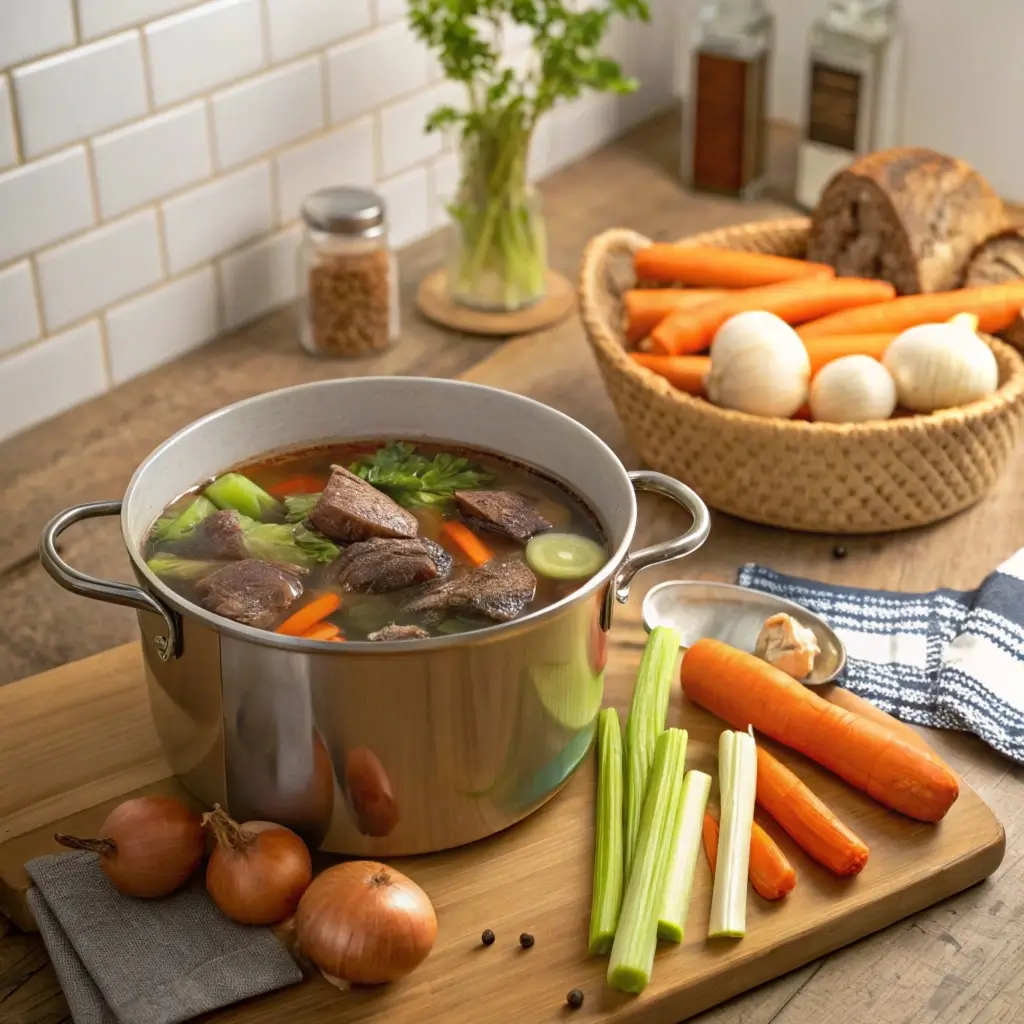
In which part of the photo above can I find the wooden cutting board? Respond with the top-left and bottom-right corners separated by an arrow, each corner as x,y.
0,606 -> 1004,1024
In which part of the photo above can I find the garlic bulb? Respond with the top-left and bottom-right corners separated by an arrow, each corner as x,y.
809,355 -> 897,423
882,315 -> 999,413
704,311 -> 810,418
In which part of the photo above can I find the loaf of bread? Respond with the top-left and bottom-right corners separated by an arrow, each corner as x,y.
965,227 -> 1024,286
965,227 -> 1024,349
807,148 -> 1008,295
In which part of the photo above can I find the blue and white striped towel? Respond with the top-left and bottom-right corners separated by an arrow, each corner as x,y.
737,556 -> 1024,764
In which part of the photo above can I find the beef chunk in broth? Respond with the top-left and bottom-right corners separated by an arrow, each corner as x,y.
308,465 -> 418,542
195,509 -> 249,560
405,558 -> 537,623
329,537 -> 452,594
195,560 -> 306,629
368,624 -> 431,641
454,490 -> 552,543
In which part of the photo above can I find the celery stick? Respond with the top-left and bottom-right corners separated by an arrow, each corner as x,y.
623,626 -> 682,877
204,472 -> 279,521
608,728 -> 687,994
656,769 -> 712,942
589,708 -> 624,955
708,730 -> 757,939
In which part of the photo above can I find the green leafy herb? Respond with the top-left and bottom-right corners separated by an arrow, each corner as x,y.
348,442 -> 494,509
408,1 -> 649,310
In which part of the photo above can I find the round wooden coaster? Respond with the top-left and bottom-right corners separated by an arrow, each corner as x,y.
415,269 -> 576,337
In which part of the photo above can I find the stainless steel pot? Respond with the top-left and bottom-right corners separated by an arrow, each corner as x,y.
40,378 -> 709,856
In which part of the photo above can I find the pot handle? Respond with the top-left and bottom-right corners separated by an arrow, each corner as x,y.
39,500 -> 182,661
601,471 -> 711,630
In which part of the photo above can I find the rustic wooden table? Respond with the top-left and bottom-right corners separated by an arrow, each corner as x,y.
2,113 -> 1022,1023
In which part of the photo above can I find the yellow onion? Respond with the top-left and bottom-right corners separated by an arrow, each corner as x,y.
55,796 -> 205,898
203,805 -> 312,926
295,861 -> 437,985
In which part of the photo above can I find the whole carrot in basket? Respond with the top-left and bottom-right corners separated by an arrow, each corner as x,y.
702,811 -> 796,901
797,282 -> 1024,339
634,245 -> 835,289
680,639 -> 960,822
756,747 -> 869,876
629,353 -> 710,395
803,333 -> 897,375
625,289 -> 729,343
651,278 -> 897,356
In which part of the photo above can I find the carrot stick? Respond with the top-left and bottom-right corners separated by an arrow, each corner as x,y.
267,474 -> 325,498
635,245 -> 835,289
797,283 -> 1024,339
755,747 -> 869,876
702,812 -> 797,901
625,289 -> 729,343
680,639 -> 960,822
803,333 -> 896,375
441,520 -> 493,566
629,353 -> 710,395
276,592 -> 341,637
651,278 -> 897,356
301,621 -> 341,642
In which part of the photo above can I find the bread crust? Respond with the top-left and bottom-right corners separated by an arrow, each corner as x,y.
807,147 -> 1008,295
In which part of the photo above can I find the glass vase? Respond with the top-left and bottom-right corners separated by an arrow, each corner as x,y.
445,132 -> 548,313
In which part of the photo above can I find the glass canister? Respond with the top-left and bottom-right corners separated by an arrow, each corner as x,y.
298,187 -> 400,358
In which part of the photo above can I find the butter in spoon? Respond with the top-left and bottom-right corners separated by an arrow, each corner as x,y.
640,580 -> 847,686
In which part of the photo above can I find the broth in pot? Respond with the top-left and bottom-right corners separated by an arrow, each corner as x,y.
143,440 -> 608,642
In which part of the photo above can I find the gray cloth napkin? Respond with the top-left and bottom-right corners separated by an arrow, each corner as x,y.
26,851 -> 303,1024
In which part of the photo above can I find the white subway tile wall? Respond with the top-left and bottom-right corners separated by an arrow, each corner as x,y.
0,263 -> 41,355
13,32 -> 148,157
105,266 -> 219,384
0,76 -> 17,169
0,0 -> 676,442
36,209 -> 164,329
92,101 -> 212,217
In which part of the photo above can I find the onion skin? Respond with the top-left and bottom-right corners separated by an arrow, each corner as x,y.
55,796 -> 204,898
295,861 -> 437,985
203,806 -> 312,926
345,749 -> 399,838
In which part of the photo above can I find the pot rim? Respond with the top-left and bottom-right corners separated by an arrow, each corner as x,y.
121,376 -> 638,654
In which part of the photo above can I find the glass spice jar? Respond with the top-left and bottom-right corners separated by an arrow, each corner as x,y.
682,0 -> 774,200
298,187 -> 400,358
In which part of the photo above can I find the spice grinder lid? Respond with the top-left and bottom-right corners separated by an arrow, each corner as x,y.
301,187 -> 386,236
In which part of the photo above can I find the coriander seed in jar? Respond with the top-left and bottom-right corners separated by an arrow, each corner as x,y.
298,187 -> 399,357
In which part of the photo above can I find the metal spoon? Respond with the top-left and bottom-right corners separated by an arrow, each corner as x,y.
641,580 -> 847,686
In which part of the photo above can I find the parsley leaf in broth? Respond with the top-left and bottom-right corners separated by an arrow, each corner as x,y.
349,442 -> 494,509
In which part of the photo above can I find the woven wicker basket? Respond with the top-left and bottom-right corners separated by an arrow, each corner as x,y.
579,217 -> 1024,534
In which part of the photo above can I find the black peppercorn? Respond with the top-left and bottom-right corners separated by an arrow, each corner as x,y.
519,932 -> 535,949
832,544 -> 847,560
480,929 -> 495,946
567,988 -> 584,1009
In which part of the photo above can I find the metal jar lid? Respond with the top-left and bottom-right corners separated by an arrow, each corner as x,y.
300,187 -> 386,237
